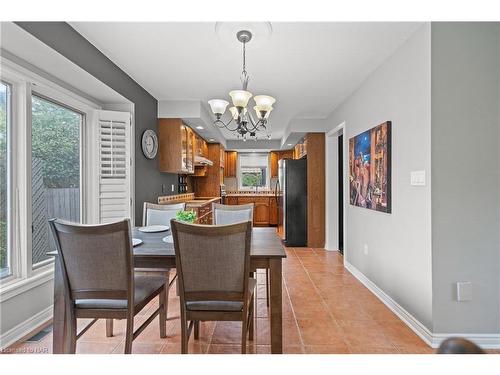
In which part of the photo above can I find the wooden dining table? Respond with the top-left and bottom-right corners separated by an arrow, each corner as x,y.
51,227 -> 286,354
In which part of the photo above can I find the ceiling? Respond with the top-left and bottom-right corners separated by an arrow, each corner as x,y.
70,22 -> 422,140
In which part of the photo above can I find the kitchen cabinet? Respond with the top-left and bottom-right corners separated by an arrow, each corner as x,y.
193,143 -> 225,197
195,134 -> 208,158
294,138 -> 307,159
229,196 -> 271,227
224,151 -> 238,177
158,118 -> 195,174
270,150 -> 294,177
226,196 -> 238,205
269,196 -> 278,225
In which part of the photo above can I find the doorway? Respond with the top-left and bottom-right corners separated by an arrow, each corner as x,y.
338,134 -> 344,254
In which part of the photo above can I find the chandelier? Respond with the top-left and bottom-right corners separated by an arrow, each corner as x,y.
208,30 -> 276,141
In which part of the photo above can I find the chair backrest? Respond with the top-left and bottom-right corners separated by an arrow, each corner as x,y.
143,202 -> 186,226
212,203 -> 254,226
170,219 -> 252,303
49,219 -> 133,302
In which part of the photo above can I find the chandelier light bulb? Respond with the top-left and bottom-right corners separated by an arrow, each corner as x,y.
254,95 -> 276,112
229,106 -> 239,120
229,90 -> 253,108
208,99 -> 229,115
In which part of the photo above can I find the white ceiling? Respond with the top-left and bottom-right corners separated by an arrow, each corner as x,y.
70,22 -> 422,140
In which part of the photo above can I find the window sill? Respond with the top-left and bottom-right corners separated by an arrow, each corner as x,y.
0,265 -> 55,302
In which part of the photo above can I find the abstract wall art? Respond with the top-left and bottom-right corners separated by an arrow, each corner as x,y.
349,121 -> 392,213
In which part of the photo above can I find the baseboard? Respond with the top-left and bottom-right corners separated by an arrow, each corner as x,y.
0,305 -> 53,350
344,261 -> 500,349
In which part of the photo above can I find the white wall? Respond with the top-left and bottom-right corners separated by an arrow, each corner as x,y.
431,22 -> 500,335
324,24 -> 433,328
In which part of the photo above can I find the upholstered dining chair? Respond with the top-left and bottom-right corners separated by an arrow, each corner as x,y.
212,202 -> 254,225
170,219 -> 255,354
212,202 -> 269,307
143,202 -> 186,227
49,218 -> 167,354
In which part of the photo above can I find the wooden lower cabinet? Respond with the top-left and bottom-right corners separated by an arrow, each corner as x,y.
225,196 -> 238,205
269,197 -> 278,225
226,196 -> 272,227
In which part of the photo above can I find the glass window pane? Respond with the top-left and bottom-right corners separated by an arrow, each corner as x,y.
31,95 -> 82,267
239,153 -> 269,189
0,81 -> 11,279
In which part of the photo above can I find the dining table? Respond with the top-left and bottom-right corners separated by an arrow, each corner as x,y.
50,226 -> 287,354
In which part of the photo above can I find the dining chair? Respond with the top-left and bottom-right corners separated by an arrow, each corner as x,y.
212,202 -> 254,225
143,202 -> 185,226
213,202 -> 270,307
170,219 -> 255,354
49,218 -> 167,354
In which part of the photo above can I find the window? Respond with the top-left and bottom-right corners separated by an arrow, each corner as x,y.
239,153 -> 269,190
0,81 -> 11,279
31,95 -> 82,267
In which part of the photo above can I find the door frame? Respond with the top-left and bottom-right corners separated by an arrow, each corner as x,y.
325,122 -> 347,258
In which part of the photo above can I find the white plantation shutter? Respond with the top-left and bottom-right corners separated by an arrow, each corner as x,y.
96,110 -> 131,223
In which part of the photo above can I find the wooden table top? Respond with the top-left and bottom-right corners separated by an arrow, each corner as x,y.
132,227 -> 286,259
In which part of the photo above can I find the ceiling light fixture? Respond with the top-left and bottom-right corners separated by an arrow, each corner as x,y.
208,30 -> 274,142
196,126 -> 204,130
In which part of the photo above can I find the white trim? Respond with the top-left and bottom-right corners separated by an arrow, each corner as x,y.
0,305 -> 52,350
345,261 -> 500,349
0,265 -> 54,301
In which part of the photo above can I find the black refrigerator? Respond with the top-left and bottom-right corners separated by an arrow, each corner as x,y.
275,158 -> 307,246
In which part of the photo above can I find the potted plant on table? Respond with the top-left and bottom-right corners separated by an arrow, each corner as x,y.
175,210 -> 197,224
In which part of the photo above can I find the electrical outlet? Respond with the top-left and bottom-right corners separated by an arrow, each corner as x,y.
171,184 -> 175,192
363,244 -> 368,255
456,281 -> 472,302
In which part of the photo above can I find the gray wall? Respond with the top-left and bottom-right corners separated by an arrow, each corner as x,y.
15,22 -> 178,224
431,23 -> 500,334
325,24 -> 433,328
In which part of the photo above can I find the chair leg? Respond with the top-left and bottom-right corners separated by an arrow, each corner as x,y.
266,269 -> 270,307
124,315 -> 134,354
194,321 -> 200,340
69,314 -> 77,354
249,297 -> 255,341
241,317 -> 248,354
164,271 -> 171,321
159,287 -> 167,338
106,319 -> 114,337
180,312 -> 188,354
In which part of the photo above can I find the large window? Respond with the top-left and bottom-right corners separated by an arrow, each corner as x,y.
0,81 -> 11,279
239,153 -> 269,190
31,95 -> 82,267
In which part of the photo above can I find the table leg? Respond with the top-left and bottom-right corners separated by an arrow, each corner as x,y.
269,258 -> 283,354
52,257 -> 75,354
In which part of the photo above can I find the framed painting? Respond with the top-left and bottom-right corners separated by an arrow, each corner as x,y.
348,121 -> 392,213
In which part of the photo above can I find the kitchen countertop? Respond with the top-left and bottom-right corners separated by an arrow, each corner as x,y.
184,197 -> 221,208
225,193 -> 276,197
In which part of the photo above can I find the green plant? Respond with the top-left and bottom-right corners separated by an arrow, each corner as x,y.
176,210 -> 197,224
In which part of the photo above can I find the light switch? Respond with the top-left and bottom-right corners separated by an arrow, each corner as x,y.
410,170 -> 426,186
456,281 -> 472,302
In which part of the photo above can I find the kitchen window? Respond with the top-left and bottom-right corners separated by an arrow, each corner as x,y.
238,153 -> 269,190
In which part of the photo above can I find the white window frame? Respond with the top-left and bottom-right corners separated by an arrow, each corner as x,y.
238,152 -> 271,191
0,58 -> 102,300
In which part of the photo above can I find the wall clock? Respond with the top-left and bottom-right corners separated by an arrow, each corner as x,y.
141,129 -> 158,159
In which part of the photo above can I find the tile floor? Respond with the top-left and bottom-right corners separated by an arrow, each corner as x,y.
5,247 -> 438,354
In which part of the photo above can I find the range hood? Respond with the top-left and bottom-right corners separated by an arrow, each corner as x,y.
195,155 -> 214,167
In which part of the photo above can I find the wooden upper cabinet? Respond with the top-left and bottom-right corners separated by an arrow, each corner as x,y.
270,151 -> 279,177
270,150 -> 294,177
158,118 -> 194,174
195,134 -> 208,158
224,151 -> 237,177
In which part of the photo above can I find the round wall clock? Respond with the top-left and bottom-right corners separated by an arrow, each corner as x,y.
141,129 -> 158,159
